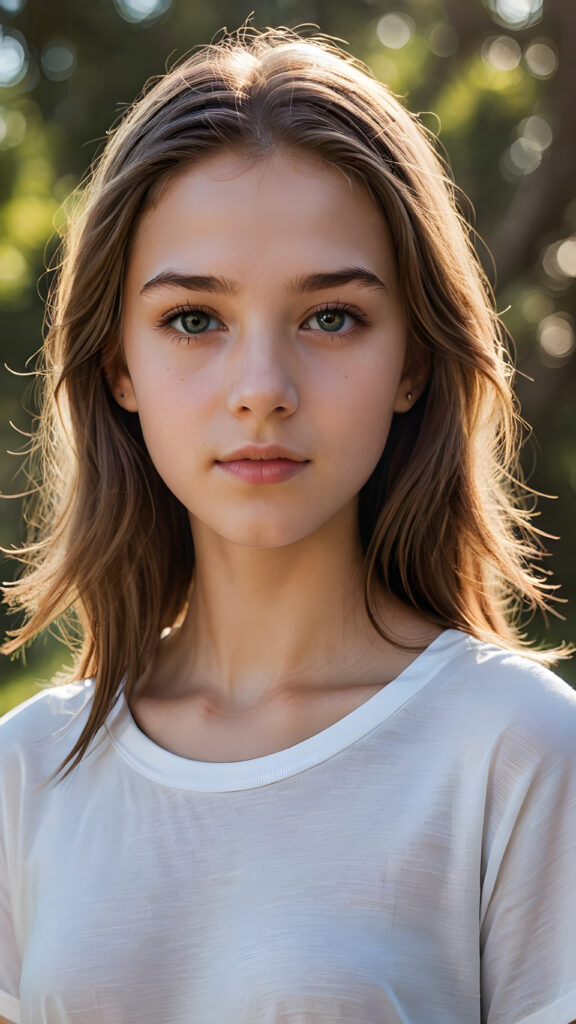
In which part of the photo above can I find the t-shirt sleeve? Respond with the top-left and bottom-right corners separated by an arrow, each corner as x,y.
0,836 -> 21,1022
480,685 -> 576,1024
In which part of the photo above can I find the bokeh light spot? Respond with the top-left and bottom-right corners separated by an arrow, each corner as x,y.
482,35 -> 522,71
376,13 -> 415,50
541,240 -> 576,285
486,0 -> 543,29
0,106 -> 26,148
41,42 -> 77,82
0,32 -> 28,88
0,243 -> 27,285
524,40 -> 558,78
538,314 -> 575,361
427,23 -> 459,58
517,115 -> 552,151
521,290 -> 553,323
5,195 -> 58,248
555,238 -> 576,278
506,137 -> 542,175
113,0 -> 172,24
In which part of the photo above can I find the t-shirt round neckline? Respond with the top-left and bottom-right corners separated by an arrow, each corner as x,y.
105,628 -> 467,792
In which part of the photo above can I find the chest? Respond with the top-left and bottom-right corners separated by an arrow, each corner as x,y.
17,746 -> 484,1022
128,683 -> 389,762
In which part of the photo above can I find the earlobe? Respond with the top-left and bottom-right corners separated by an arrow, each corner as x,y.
112,373 -> 139,413
394,387 -> 416,414
393,342 -> 430,414
102,347 -> 139,412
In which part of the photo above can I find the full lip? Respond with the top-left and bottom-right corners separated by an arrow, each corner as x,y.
216,445 -> 309,463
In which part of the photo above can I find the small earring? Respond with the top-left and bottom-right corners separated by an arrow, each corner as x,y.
120,392 -> 125,398
407,391 -> 413,402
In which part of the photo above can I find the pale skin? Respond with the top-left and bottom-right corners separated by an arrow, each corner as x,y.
111,145 -> 439,761
1,152 -> 572,1024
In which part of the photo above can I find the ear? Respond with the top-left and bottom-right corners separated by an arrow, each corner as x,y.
393,339 -> 431,414
102,345 -> 139,413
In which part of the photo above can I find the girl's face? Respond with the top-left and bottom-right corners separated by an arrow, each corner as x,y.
116,147 -> 423,550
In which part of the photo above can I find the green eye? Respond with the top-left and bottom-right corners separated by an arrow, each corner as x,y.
307,305 -> 363,334
173,310 -> 213,334
315,309 -> 348,332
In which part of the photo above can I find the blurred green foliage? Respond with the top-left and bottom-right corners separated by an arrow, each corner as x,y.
1,0 -> 575,709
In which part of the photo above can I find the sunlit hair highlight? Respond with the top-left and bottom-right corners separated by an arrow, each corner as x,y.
1,23 -> 567,781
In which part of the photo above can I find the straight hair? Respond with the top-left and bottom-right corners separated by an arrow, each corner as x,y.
1,24 -> 567,781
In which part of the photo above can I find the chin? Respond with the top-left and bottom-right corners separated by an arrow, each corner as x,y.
195,513 -> 329,551
228,527 -> 317,550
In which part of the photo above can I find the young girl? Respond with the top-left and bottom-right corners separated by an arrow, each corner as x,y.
1,24 -> 575,1024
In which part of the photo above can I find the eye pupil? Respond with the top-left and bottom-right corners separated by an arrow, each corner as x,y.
181,311 -> 208,333
319,310 -> 344,331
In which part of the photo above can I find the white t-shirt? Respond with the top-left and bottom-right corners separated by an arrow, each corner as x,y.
1,628 -> 576,1024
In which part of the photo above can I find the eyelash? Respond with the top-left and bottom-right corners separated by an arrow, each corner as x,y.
155,302 -> 371,345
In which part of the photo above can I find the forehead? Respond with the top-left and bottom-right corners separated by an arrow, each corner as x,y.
127,147 -> 397,286
147,146 -> 373,214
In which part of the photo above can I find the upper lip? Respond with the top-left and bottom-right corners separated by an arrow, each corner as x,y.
217,445 -> 309,462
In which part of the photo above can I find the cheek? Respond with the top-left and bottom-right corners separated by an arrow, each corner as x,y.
128,375 -> 194,472
331,362 -> 401,453
311,373 -> 399,500
127,347 -> 208,421
346,399 -> 396,477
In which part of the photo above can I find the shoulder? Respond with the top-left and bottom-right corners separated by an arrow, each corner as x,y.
0,679 -> 96,781
419,635 -> 576,882
437,630 -> 576,711
0,678 -> 96,742
430,631 -> 576,759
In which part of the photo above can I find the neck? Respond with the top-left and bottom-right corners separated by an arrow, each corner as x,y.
179,505 -> 366,705
144,504 -> 437,712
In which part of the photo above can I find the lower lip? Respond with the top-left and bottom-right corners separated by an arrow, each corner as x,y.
216,459 -> 308,484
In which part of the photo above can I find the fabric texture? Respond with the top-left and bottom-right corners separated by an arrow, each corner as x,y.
1,629 -> 576,1024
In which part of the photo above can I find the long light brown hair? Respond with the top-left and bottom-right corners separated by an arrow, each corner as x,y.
1,24 -> 567,780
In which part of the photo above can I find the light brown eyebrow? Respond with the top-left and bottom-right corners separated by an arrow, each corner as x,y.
139,266 -> 388,297
140,273 -> 239,297
289,268 -> 388,296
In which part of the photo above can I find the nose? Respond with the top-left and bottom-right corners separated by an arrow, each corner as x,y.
226,331 -> 299,420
